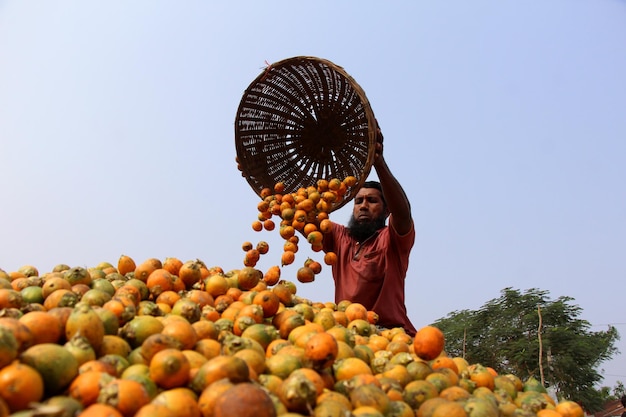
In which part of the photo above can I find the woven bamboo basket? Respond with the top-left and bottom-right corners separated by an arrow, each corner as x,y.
234,56 -> 377,212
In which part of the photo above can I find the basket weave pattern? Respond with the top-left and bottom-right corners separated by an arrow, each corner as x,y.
235,56 -> 376,211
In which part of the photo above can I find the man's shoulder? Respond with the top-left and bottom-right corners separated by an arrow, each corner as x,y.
386,219 -> 415,239
385,221 -> 415,250
331,222 -> 348,235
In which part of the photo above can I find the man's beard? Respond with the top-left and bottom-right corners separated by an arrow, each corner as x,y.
347,214 -> 386,242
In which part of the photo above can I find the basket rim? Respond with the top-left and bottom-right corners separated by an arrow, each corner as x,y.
234,56 -> 377,211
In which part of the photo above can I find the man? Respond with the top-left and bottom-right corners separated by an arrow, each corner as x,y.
322,126 -> 417,336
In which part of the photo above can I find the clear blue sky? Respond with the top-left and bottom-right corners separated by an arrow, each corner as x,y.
1,1 -> 625,388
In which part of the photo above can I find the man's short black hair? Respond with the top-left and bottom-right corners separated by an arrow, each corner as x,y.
361,181 -> 386,207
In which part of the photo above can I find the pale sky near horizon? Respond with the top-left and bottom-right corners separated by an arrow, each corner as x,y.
1,1 -> 625,389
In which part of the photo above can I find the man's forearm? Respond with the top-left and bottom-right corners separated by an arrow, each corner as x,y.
374,156 -> 413,235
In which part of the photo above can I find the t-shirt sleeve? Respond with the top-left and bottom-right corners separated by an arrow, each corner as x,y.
323,222 -> 345,253
389,215 -> 415,252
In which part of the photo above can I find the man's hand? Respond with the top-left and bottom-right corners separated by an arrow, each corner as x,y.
374,119 -> 384,162
235,156 -> 247,177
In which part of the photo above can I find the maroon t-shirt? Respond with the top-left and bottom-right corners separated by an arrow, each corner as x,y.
323,218 -> 417,335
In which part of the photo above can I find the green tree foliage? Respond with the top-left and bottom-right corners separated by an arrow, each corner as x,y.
433,287 -> 620,412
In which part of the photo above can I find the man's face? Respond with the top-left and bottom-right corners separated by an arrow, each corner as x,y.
352,187 -> 386,223
347,187 -> 388,241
